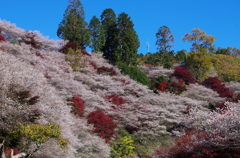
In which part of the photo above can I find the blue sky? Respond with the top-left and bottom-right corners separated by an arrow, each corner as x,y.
1,0 -> 239,54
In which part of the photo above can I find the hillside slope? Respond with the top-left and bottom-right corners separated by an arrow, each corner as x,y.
1,20 -> 239,158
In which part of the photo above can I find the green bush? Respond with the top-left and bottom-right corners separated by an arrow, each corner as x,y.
110,135 -> 135,158
116,62 -> 150,87
156,75 -> 168,83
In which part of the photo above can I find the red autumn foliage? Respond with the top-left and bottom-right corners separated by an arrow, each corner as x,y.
35,52 -> 44,59
214,93 -> 240,111
120,79 -> 130,85
60,42 -> 78,52
228,93 -> 240,103
81,49 -> 91,56
67,95 -> 85,117
21,31 -> 38,48
4,147 -> 20,156
153,129 -> 240,158
88,61 -> 98,69
87,110 -> 116,143
97,66 -> 117,76
171,67 -> 195,85
157,81 -> 167,92
167,79 -> 186,94
60,42 -> 91,56
202,77 -> 233,98
0,34 -> 6,42
105,94 -> 125,106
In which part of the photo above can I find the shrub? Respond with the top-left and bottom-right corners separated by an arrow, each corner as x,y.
65,48 -> 86,71
152,129 -> 240,158
201,77 -> 233,98
60,42 -> 91,56
0,34 -> 6,42
87,110 -> 116,143
10,123 -> 68,155
157,81 -> 167,92
167,79 -> 186,94
116,62 -> 150,87
156,75 -> 168,83
215,93 -> 240,110
110,136 -> 135,158
150,75 -> 168,91
67,95 -> 85,117
59,42 -> 78,53
105,94 -> 125,106
171,67 -> 195,85
97,66 -> 117,76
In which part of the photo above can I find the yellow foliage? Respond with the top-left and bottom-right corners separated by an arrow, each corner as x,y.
65,48 -> 86,71
110,135 -> 135,158
11,123 -> 68,149
211,54 -> 240,82
182,28 -> 215,53
187,51 -> 213,81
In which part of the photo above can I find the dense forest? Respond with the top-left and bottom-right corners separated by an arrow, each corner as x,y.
0,0 -> 240,158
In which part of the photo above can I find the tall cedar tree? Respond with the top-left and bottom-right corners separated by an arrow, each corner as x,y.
116,13 -> 140,65
156,25 -> 174,53
57,0 -> 90,49
89,16 -> 105,52
100,8 -> 117,60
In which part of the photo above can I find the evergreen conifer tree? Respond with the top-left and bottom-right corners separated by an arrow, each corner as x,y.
57,0 -> 90,49
89,16 -> 105,52
100,8 -> 117,60
116,13 -> 140,65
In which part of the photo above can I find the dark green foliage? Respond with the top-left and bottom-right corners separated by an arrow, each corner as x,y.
215,47 -> 231,55
114,13 -> 140,65
162,52 -> 174,69
57,0 -> 90,49
116,62 -> 150,87
136,53 -> 144,58
144,52 -> 174,68
144,53 -> 158,66
175,50 -> 187,62
156,75 -> 168,83
100,8 -> 117,60
89,15 -> 105,52
100,10 -> 140,65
